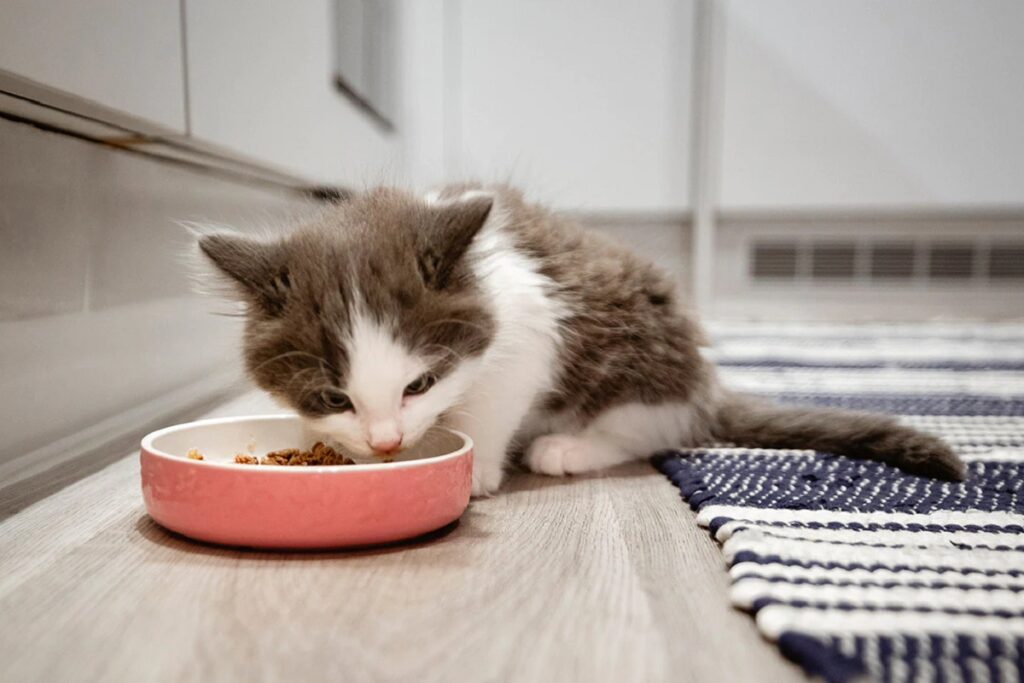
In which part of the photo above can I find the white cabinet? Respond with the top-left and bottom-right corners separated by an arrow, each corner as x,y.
718,0 -> 1024,209
0,0 -> 186,133
184,0 -> 401,184
456,0 -> 694,212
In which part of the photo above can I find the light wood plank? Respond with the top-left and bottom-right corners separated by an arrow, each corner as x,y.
0,392 -> 804,682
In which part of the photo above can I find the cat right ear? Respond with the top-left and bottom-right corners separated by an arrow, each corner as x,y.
198,233 -> 290,314
419,194 -> 494,289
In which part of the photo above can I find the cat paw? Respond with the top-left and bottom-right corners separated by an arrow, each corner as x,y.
525,434 -> 590,476
471,462 -> 505,497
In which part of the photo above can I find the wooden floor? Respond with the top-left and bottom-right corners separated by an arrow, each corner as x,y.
0,393 -> 805,682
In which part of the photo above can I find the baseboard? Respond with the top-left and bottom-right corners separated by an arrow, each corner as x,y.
562,210 -> 690,226
713,211 -> 1024,321
717,205 -> 1024,224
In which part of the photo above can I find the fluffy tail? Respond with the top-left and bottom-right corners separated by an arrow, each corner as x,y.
712,392 -> 966,480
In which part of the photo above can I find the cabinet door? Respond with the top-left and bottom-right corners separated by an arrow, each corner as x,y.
457,0 -> 694,212
0,0 -> 186,133
185,0 -> 399,184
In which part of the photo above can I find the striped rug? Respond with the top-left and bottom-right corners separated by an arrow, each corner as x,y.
656,322 -> 1024,682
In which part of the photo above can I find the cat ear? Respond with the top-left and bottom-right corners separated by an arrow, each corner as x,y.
419,195 -> 493,289
198,233 -> 290,314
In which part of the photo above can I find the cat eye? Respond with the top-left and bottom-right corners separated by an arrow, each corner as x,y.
319,389 -> 354,412
404,373 -> 437,396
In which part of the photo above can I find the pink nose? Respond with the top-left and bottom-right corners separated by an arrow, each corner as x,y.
369,437 -> 402,455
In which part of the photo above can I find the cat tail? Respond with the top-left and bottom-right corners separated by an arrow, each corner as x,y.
711,391 -> 966,481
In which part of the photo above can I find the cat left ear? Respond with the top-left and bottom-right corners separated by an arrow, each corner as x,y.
419,195 -> 493,289
198,233 -> 290,314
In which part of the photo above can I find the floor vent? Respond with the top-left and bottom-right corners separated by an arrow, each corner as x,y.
750,242 -> 798,279
810,243 -> 857,279
990,244 -> 1024,279
750,240 -> 1024,285
869,243 -> 915,279
927,243 -> 975,280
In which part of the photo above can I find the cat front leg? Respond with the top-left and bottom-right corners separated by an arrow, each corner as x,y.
449,392 -> 530,496
449,371 -> 548,496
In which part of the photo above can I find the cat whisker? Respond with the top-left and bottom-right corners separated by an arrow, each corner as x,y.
251,350 -> 330,375
421,343 -> 466,365
287,366 -> 331,395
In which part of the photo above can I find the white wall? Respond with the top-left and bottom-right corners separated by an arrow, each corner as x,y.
397,0 -> 448,191
5,1 -> 1022,211
718,0 -> 1024,210
452,0 -> 694,212
186,0 -> 404,185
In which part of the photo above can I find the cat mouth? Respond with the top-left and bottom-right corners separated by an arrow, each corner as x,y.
371,451 -> 400,462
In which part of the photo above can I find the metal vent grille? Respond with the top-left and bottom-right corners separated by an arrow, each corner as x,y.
749,239 -> 1024,286
811,243 -> 856,279
751,243 -> 798,279
869,244 -> 915,279
989,244 -> 1024,279
927,244 -> 975,280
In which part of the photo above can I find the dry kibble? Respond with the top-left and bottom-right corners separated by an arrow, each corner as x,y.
233,442 -> 356,467
186,448 -> 204,461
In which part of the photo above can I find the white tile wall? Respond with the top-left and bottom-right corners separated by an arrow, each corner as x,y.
0,136 -> 92,319
0,117 -> 311,471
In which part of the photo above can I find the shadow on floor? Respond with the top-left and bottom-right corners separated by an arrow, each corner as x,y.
135,510 -> 479,561
503,459 -> 663,493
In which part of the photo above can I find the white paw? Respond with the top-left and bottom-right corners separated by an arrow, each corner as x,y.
525,434 -> 590,476
471,461 -> 505,497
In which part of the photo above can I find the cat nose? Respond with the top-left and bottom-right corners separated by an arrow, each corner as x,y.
369,436 -> 402,454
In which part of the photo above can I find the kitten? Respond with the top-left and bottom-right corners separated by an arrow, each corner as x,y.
199,183 -> 965,495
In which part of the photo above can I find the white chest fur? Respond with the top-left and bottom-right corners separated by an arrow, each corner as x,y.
449,205 -> 567,494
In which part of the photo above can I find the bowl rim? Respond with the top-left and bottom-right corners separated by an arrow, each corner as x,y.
140,414 -> 473,474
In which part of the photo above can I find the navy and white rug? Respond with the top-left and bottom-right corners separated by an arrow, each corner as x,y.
656,322 -> 1024,683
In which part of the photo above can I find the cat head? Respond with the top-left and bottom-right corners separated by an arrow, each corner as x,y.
198,188 -> 496,459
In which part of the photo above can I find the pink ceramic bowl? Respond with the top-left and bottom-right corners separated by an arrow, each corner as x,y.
140,415 -> 473,549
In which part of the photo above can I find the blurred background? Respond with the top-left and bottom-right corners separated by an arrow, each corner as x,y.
1,1 -> 1022,493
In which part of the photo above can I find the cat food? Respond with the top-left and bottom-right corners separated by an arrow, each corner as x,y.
234,441 -> 356,467
184,442 -> 355,466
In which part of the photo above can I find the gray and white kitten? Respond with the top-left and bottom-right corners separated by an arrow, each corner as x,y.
199,183 -> 965,495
